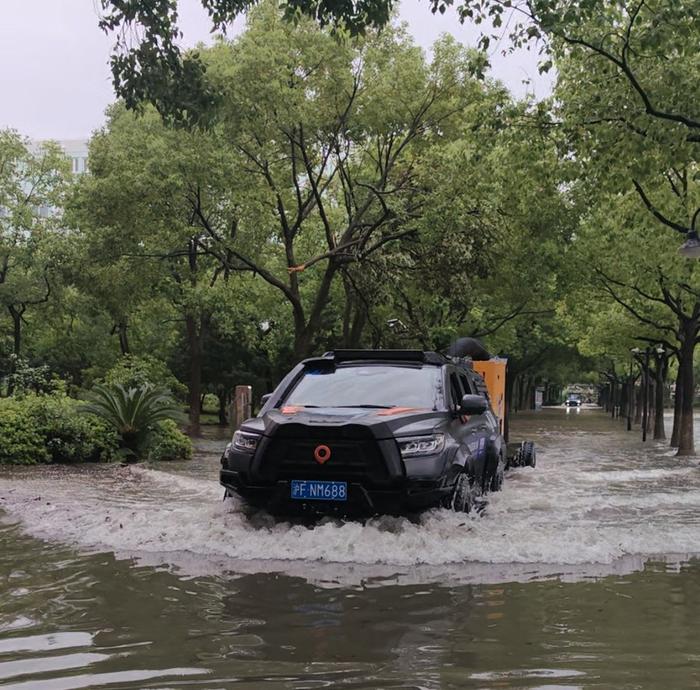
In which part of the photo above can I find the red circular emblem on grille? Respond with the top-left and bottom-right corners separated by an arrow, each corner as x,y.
314,444 -> 331,464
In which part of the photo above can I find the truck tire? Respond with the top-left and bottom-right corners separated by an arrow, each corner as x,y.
520,441 -> 536,468
509,441 -> 536,468
450,473 -> 476,513
491,461 -> 504,491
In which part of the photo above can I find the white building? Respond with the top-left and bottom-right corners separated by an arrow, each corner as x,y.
30,138 -> 89,174
25,139 -> 89,218
58,139 -> 89,174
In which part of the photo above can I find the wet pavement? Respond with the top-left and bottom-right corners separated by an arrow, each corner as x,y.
1,407 -> 700,688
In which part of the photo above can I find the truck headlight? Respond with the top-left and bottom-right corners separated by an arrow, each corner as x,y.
232,430 -> 261,453
397,434 -> 445,458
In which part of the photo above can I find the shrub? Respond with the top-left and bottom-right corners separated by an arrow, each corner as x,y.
103,355 -> 188,400
145,419 -> 193,462
82,383 -> 185,461
27,395 -> 120,464
0,398 -> 48,465
201,392 -> 219,413
0,394 -> 119,465
3,357 -> 63,396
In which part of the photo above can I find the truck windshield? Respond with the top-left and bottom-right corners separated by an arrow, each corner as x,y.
284,364 -> 440,410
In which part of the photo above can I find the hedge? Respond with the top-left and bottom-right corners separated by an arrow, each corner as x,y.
0,394 -> 192,464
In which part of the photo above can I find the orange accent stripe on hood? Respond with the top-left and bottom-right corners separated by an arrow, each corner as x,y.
376,407 -> 425,416
281,405 -> 304,414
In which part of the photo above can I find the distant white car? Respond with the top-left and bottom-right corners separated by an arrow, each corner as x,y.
565,394 -> 582,407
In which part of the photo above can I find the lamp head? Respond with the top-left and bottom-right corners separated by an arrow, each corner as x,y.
678,230 -> 700,259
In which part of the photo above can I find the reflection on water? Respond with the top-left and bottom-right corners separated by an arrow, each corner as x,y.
2,409 -> 700,688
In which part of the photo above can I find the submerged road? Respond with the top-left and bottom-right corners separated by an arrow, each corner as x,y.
1,407 -> 700,688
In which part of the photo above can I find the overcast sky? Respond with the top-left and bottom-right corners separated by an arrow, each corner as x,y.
0,0 -> 553,141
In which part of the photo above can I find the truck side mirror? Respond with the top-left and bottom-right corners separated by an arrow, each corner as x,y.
460,394 -> 488,415
260,393 -> 272,408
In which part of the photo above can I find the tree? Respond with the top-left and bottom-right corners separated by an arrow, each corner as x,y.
549,6 -> 698,453
212,16 -> 497,357
361,90 -> 575,357
570,188 -> 700,455
69,104 -> 243,433
0,130 -> 71,383
98,0 -> 699,136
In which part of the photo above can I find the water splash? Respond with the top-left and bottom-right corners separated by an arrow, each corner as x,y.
1,410 -> 699,584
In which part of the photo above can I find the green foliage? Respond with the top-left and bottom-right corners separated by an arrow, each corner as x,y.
2,357 -> 61,396
99,0 -> 395,125
14,2 -> 696,429
145,419 -> 193,462
201,393 -> 219,413
0,131 -> 72,366
0,394 -> 119,465
27,395 -> 120,464
82,383 -> 186,460
0,397 -> 49,465
103,355 -> 188,400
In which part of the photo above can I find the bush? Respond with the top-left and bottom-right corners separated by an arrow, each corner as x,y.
0,394 -> 119,465
28,395 -> 120,464
2,357 -> 63,397
0,398 -> 49,465
82,383 -> 185,461
103,355 -> 188,400
202,393 -> 219,413
145,419 -> 193,462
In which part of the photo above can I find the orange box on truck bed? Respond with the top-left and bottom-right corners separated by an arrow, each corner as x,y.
473,358 -> 507,434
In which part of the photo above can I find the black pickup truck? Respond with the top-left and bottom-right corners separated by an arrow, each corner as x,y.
220,349 -> 535,517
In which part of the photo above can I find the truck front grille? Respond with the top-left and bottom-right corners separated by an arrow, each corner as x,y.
260,425 -> 391,484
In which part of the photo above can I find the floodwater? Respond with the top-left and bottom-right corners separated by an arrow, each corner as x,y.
2,408 -> 700,688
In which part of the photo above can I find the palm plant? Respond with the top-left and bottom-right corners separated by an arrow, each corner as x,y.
82,384 -> 185,461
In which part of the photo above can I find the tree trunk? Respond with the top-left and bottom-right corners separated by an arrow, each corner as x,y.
117,322 -> 130,355
8,305 -> 22,357
529,378 -> 537,410
653,359 -> 666,441
676,333 -> 696,456
293,264 -> 337,359
341,281 -> 353,347
217,389 -> 228,425
186,313 -> 202,435
626,377 -> 634,431
670,365 -> 683,447
519,376 -> 526,413
634,384 -> 643,425
610,381 -> 616,418
348,307 -> 367,348
520,376 -> 531,411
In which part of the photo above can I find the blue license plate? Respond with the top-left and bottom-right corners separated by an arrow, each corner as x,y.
290,480 -> 348,502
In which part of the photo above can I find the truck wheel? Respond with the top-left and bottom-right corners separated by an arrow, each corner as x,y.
510,441 -> 536,468
520,441 -> 536,468
450,473 -> 476,513
491,462 -> 504,491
